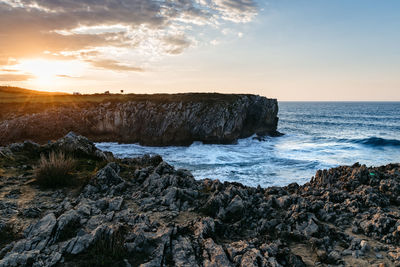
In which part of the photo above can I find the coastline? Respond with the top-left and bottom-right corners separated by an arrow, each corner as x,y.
0,91 -> 279,147
0,133 -> 399,266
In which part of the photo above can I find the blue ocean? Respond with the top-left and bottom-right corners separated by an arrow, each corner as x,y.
97,102 -> 400,187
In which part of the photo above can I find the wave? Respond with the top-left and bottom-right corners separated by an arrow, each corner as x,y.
348,137 -> 400,147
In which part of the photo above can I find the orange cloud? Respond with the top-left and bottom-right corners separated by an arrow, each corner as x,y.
0,0 -> 258,71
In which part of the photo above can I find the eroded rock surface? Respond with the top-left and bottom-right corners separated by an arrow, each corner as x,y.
0,93 -> 279,146
0,134 -> 399,266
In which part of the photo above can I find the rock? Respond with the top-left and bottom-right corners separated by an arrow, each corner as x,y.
376,253 -> 383,259
0,250 -> 39,267
5,189 -> 21,199
95,198 -> 109,211
172,236 -> 198,267
0,94 -> 279,146
21,207 -> 41,218
0,147 -> 13,159
0,135 -> 399,267
9,141 -> 40,153
388,250 -> 400,261
91,162 -> 124,191
202,238 -> 233,267
327,250 -> 341,264
54,210 -> 80,241
316,249 -> 327,261
276,195 -> 291,209
352,250 -> 361,258
226,241 -> 249,261
25,213 -> 57,239
240,248 -> 267,267
194,217 -> 215,239
360,240 -> 370,253
342,249 -> 352,256
296,216 -> 319,238
108,197 -> 124,211
48,132 -> 112,160
223,195 -> 244,221
286,254 -> 306,267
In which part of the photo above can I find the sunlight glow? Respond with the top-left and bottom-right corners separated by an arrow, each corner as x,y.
15,59 -> 86,86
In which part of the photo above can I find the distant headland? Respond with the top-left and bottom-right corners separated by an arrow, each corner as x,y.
0,86 -> 280,146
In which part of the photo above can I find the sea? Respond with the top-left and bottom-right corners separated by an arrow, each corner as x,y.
96,102 -> 400,187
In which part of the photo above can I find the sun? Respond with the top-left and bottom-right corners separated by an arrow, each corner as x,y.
15,58 -> 85,85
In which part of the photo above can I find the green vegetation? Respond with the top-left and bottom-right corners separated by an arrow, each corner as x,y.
0,85 -> 250,122
35,151 -> 76,187
1,142 -> 108,189
0,85 -> 247,104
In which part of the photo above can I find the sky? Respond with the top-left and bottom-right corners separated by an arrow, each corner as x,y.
0,0 -> 399,100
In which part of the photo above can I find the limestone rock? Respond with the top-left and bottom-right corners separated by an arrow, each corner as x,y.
0,94 -> 279,146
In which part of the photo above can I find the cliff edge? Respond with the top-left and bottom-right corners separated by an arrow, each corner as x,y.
0,93 -> 279,146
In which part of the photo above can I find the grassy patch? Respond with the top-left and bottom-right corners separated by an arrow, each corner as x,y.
35,151 -> 76,187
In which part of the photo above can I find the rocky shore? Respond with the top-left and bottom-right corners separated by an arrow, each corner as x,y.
0,133 -> 399,266
0,93 -> 279,146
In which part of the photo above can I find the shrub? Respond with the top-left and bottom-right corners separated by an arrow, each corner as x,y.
35,151 -> 76,187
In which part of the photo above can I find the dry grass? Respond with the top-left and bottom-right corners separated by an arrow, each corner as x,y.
35,151 -> 76,187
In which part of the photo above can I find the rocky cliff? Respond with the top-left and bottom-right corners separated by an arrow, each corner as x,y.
0,134 -> 399,266
0,93 -> 279,146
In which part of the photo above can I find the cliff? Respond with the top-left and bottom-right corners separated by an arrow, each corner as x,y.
0,93 -> 279,146
0,134 -> 399,266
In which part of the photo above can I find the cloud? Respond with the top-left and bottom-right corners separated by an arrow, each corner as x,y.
214,0 -> 258,22
0,0 -> 258,71
163,35 -> 192,55
0,73 -> 33,81
56,74 -> 81,79
86,59 -> 144,72
210,39 -> 220,46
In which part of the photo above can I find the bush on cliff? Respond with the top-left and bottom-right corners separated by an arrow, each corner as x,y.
35,151 -> 76,187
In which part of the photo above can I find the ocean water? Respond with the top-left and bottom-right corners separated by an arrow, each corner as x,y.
96,102 -> 400,187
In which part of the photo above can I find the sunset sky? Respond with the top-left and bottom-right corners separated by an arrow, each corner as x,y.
1,0 -> 399,100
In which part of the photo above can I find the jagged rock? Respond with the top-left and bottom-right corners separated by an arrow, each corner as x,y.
25,213 -> 57,239
202,238 -> 233,267
172,236 -> 198,267
226,241 -> 249,261
286,253 -> 306,267
276,195 -> 291,209
327,250 -> 341,264
47,132 -> 112,160
91,162 -> 124,191
222,195 -> 244,222
240,248 -> 268,267
21,207 -> 41,218
108,197 -> 124,211
388,249 -> 400,262
360,240 -> 370,253
194,217 -> 215,239
54,210 -> 80,241
0,147 -> 13,159
9,141 -> 40,154
0,94 -> 279,146
0,136 -> 399,266
0,250 -> 39,267
296,214 -> 319,238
